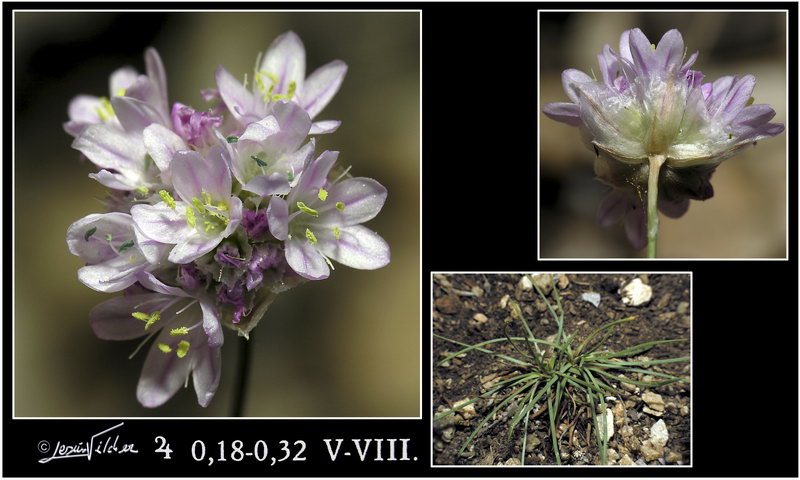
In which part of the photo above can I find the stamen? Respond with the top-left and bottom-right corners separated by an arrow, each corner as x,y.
186,207 -> 196,228
175,299 -> 198,316
296,202 -> 319,216
318,189 -> 328,201
176,341 -> 190,358
159,190 -> 177,209
333,226 -> 340,241
191,197 -> 206,213
226,136 -> 239,144
84,227 -> 97,241
170,327 -> 190,336
96,97 -> 115,121
336,202 -> 345,211
252,155 -> 268,167
118,239 -> 135,253
305,228 -> 318,244
157,343 -> 172,353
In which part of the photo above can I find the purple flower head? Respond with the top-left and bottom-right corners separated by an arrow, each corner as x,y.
215,31 -> 347,135
171,102 -> 223,148
266,150 -> 390,280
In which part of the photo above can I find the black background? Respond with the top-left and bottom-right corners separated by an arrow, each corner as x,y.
5,2 -> 799,477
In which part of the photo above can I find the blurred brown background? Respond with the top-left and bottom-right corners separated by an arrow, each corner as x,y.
15,12 -> 420,417
540,12 -> 787,258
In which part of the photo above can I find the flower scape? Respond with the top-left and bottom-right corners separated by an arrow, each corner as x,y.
66,32 -> 390,408
543,28 -> 784,257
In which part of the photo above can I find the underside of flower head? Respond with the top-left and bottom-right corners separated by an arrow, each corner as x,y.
544,28 -> 783,169
543,27 -> 784,250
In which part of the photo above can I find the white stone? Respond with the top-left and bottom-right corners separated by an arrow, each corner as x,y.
642,391 -> 665,411
582,292 -> 601,307
620,278 -> 653,306
499,294 -> 510,309
650,419 -> 669,448
519,276 -> 533,290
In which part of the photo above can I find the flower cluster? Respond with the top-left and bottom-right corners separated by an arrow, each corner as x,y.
543,28 -> 784,250
66,32 -> 390,408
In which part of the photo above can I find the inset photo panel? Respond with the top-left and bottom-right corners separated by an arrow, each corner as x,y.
539,11 -> 787,259
432,273 -> 691,467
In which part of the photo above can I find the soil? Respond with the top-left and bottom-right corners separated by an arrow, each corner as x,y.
432,273 -> 691,466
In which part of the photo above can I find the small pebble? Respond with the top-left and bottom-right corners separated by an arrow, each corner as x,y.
581,292 -> 601,307
499,294 -> 510,309
620,278 -> 653,306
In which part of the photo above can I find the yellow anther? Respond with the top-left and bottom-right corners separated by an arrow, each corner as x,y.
157,343 -> 172,354
96,97 -> 115,121
191,197 -> 206,213
144,311 -> 161,330
170,327 -> 190,336
186,207 -> 196,228
333,226 -> 340,241
135,186 -> 149,196
336,202 -> 345,211
305,228 -> 318,244
318,189 -> 328,201
297,202 -> 319,217
176,341 -> 190,358
132,312 -> 150,322
115,87 -> 126,97
201,191 -> 213,206
159,190 -> 177,209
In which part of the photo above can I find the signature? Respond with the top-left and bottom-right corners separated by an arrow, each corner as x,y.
38,422 -> 138,463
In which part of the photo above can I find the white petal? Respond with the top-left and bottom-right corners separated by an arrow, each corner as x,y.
78,254 -> 148,292
309,120 -> 341,135
72,124 -> 147,174
285,238 -> 329,280
137,328 -> 193,408
169,233 -> 223,264
315,225 -> 390,270
191,344 -> 221,407
143,123 -> 187,174
90,293 -> 172,340
298,60 -> 347,118
260,31 -> 306,95
318,177 -> 387,226
266,195 -> 289,240
131,202 -> 193,244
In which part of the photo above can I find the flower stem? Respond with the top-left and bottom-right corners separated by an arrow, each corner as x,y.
646,154 -> 666,258
231,334 -> 252,417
